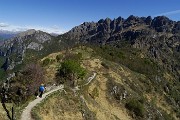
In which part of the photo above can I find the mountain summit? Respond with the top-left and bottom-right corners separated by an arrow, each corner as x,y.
66,15 -> 180,43
65,15 -> 180,80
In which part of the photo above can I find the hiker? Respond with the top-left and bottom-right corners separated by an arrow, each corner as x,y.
38,84 -> 45,98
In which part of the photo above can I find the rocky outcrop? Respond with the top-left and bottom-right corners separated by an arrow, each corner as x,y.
173,21 -> 180,34
66,15 -> 179,42
17,29 -> 51,43
1,58 -> 10,71
65,15 -> 180,80
151,16 -> 174,32
27,42 -> 43,51
0,29 -> 53,71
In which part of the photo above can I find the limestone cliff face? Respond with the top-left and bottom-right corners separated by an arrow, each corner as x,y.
0,29 -> 52,70
65,15 -> 180,80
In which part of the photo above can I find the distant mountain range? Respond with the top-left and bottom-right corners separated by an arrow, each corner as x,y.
0,29 -> 60,41
66,15 -> 180,43
0,30 -> 20,39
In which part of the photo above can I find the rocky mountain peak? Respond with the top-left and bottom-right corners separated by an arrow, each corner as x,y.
125,15 -> 139,22
104,17 -> 112,24
145,16 -> 152,25
64,15 -> 180,81
151,16 -> 175,32
17,29 -> 37,37
66,15 -> 180,42
0,29 -> 53,70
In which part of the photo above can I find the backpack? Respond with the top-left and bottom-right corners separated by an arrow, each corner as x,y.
39,86 -> 45,92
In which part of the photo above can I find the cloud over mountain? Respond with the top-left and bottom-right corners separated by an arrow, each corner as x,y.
0,23 -> 9,27
0,23 -> 65,34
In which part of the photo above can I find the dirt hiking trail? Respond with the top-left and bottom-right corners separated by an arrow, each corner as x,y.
20,85 -> 64,120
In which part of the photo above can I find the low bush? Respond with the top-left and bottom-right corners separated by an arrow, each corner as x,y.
125,98 -> 145,117
56,60 -> 86,86
101,62 -> 109,69
56,54 -> 63,62
91,87 -> 99,98
42,58 -> 51,66
63,52 -> 82,62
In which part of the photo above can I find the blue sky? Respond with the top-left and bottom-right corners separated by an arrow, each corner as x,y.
0,0 -> 180,34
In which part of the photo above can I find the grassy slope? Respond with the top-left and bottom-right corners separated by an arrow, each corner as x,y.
0,103 -> 13,120
32,46 -> 177,120
0,36 -> 76,120
0,104 -> 7,120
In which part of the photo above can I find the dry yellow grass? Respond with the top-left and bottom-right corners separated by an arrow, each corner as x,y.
163,72 -> 174,81
0,103 -> 10,120
36,47 -> 135,120
86,75 -> 132,120
82,58 -> 132,120
37,92 -> 83,120
35,47 -> 176,120
145,93 -> 178,119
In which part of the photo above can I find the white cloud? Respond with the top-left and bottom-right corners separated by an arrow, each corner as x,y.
51,25 -> 60,30
24,25 -> 66,34
0,23 -> 66,34
0,23 -> 9,27
155,9 -> 180,16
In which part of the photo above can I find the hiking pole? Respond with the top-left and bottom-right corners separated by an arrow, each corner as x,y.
12,107 -> 14,120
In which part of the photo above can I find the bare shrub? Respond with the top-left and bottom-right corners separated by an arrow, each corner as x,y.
22,63 -> 45,95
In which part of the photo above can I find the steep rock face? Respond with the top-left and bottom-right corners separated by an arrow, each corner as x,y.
65,15 -> 180,80
66,15 -> 180,43
17,29 -> 51,43
173,21 -> 180,34
0,29 -> 52,70
1,58 -> 10,71
151,16 -> 174,32
27,42 -> 43,50
67,17 -> 125,43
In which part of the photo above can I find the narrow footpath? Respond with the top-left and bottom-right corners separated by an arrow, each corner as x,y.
20,85 -> 64,120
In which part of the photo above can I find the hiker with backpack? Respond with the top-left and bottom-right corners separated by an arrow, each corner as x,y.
38,84 -> 45,98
